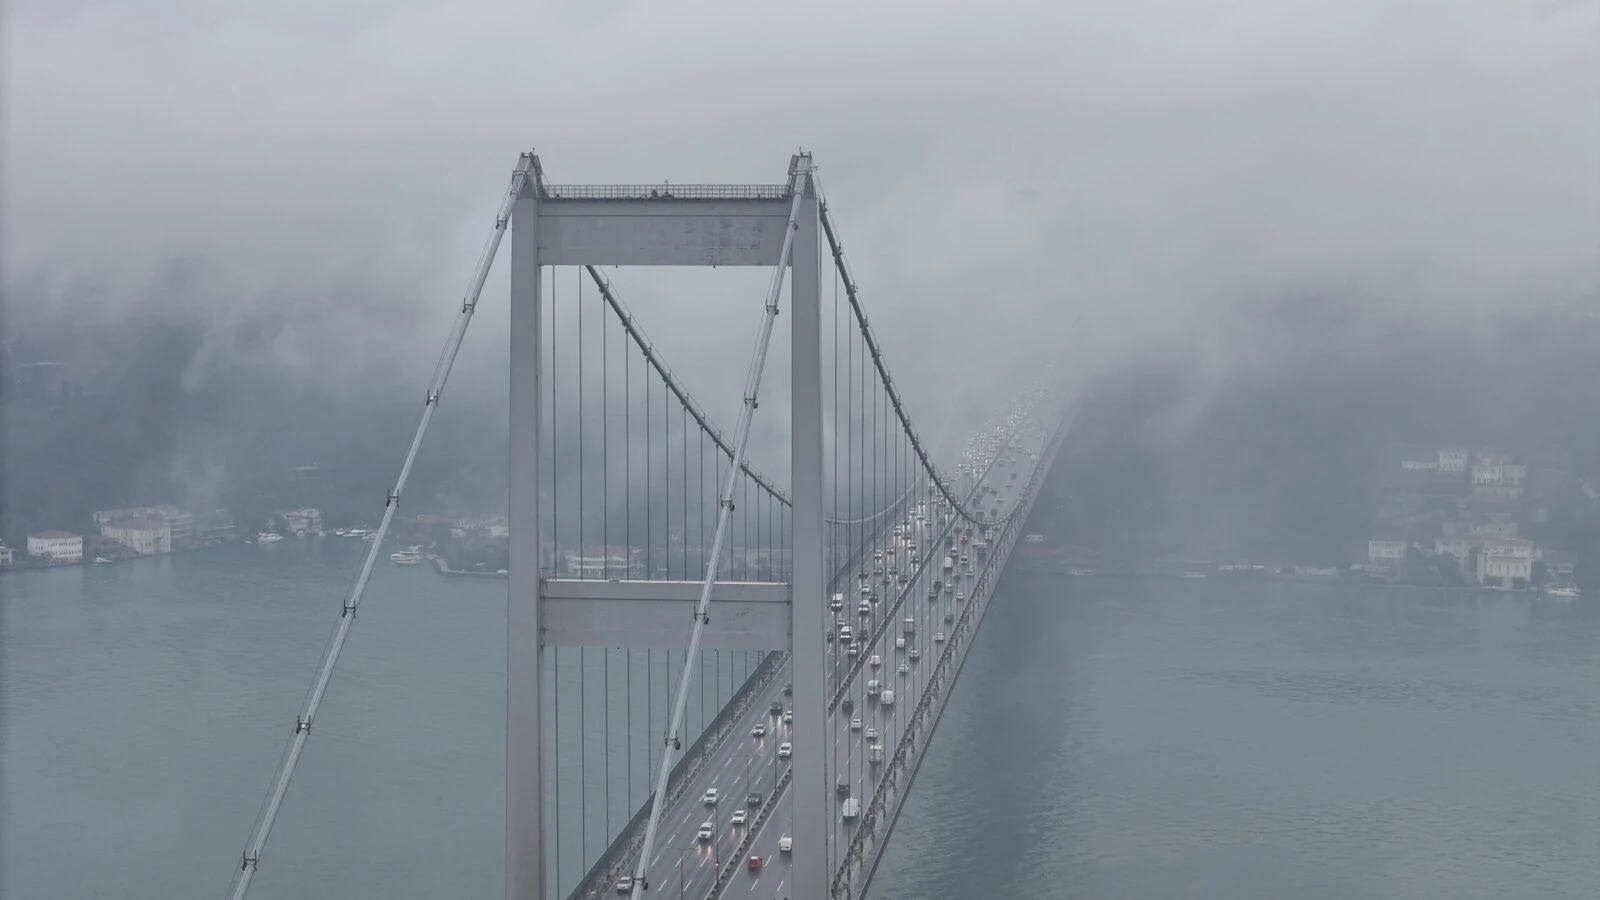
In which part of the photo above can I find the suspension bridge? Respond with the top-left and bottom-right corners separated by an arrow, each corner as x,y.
227,150 -> 1078,900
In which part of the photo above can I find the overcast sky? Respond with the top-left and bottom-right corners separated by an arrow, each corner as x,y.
4,0 -> 1597,435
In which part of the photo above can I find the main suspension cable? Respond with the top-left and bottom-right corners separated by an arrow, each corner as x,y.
225,154 -> 533,900
628,169 -> 807,900
813,175 -> 1007,530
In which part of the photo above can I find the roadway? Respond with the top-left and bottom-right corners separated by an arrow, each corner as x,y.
733,401 -> 1054,900
612,384 -> 1058,900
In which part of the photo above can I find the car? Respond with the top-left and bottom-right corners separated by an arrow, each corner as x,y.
850,716 -> 862,730
777,742 -> 792,759
783,682 -> 792,696
783,709 -> 792,724
731,809 -> 747,826
908,648 -> 921,661
898,663 -> 910,675
752,723 -> 767,738
703,788 -> 719,805
616,875 -> 633,893
868,654 -> 882,668
747,791 -> 763,808
769,701 -> 783,715
847,644 -> 859,657
935,632 -> 946,643
697,822 -> 714,841
747,855 -> 764,871
778,835 -> 793,853
895,637 -> 906,650
864,727 -> 878,740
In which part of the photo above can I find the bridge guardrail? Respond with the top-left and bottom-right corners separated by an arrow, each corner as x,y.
837,403 -> 1076,899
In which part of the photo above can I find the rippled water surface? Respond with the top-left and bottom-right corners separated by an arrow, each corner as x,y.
871,576 -> 1600,900
4,546 -> 1598,899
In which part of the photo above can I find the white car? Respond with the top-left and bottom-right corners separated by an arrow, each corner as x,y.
864,727 -> 878,741
703,788 -> 719,805
934,632 -> 945,643
752,723 -> 766,738
697,822 -> 714,841
898,663 -> 909,675
616,876 -> 633,893
895,637 -> 906,650
868,654 -> 882,668
731,809 -> 747,826
778,835 -> 793,853
777,742 -> 792,759
908,648 -> 921,661
850,717 -> 862,730
783,709 -> 793,724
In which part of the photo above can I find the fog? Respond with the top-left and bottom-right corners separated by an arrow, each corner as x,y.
2,0 -> 1597,541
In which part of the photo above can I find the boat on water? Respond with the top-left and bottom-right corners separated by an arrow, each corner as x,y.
391,550 -> 423,566
93,556 -> 113,564
1545,586 -> 1580,598
257,532 -> 285,543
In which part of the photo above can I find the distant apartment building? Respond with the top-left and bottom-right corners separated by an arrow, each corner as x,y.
155,506 -> 195,542
1438,448 -> 1469,473
277,508 -> 323,536
1435,536 -> 1477,560
0,544 -> 13,567
27,530 -> 83,563
1367,538 -> 1407,564
101,516 -> 172,556
1477,537 -> 1537,586
95,505 -> 194,544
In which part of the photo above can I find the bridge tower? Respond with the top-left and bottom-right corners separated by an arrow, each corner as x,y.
507,153 -> 828,900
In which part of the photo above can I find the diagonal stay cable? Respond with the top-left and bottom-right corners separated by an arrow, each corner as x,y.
627,165 -> 808,900
224,154 -> 533,900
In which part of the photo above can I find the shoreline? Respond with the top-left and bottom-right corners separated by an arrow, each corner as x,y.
1012,564 -> 1578,597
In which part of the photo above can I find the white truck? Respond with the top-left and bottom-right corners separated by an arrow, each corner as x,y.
880,689 -> 895,706
841,798 -> 860,820
942,556 -> 954,574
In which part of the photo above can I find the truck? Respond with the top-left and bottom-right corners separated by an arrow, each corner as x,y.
942,556 -> 953,573
972,541 -> 989,558
903,617 -> 915,635
879,689 -> 895,706
841,798 -> 860,820
867,743 -> 884,764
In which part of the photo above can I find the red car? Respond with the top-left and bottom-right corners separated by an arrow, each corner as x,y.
747,855 -> 764,871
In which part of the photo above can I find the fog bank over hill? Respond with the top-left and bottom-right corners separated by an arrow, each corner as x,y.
1039,298 -> 1600,571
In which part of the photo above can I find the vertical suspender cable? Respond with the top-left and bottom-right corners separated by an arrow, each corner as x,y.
629,178 -> 805,900
224,156 -> 531,900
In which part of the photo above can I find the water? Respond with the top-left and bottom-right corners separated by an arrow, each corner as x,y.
872,577 -> 1600,900
0,542 -> 765,900
3,549 -> 1597,899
